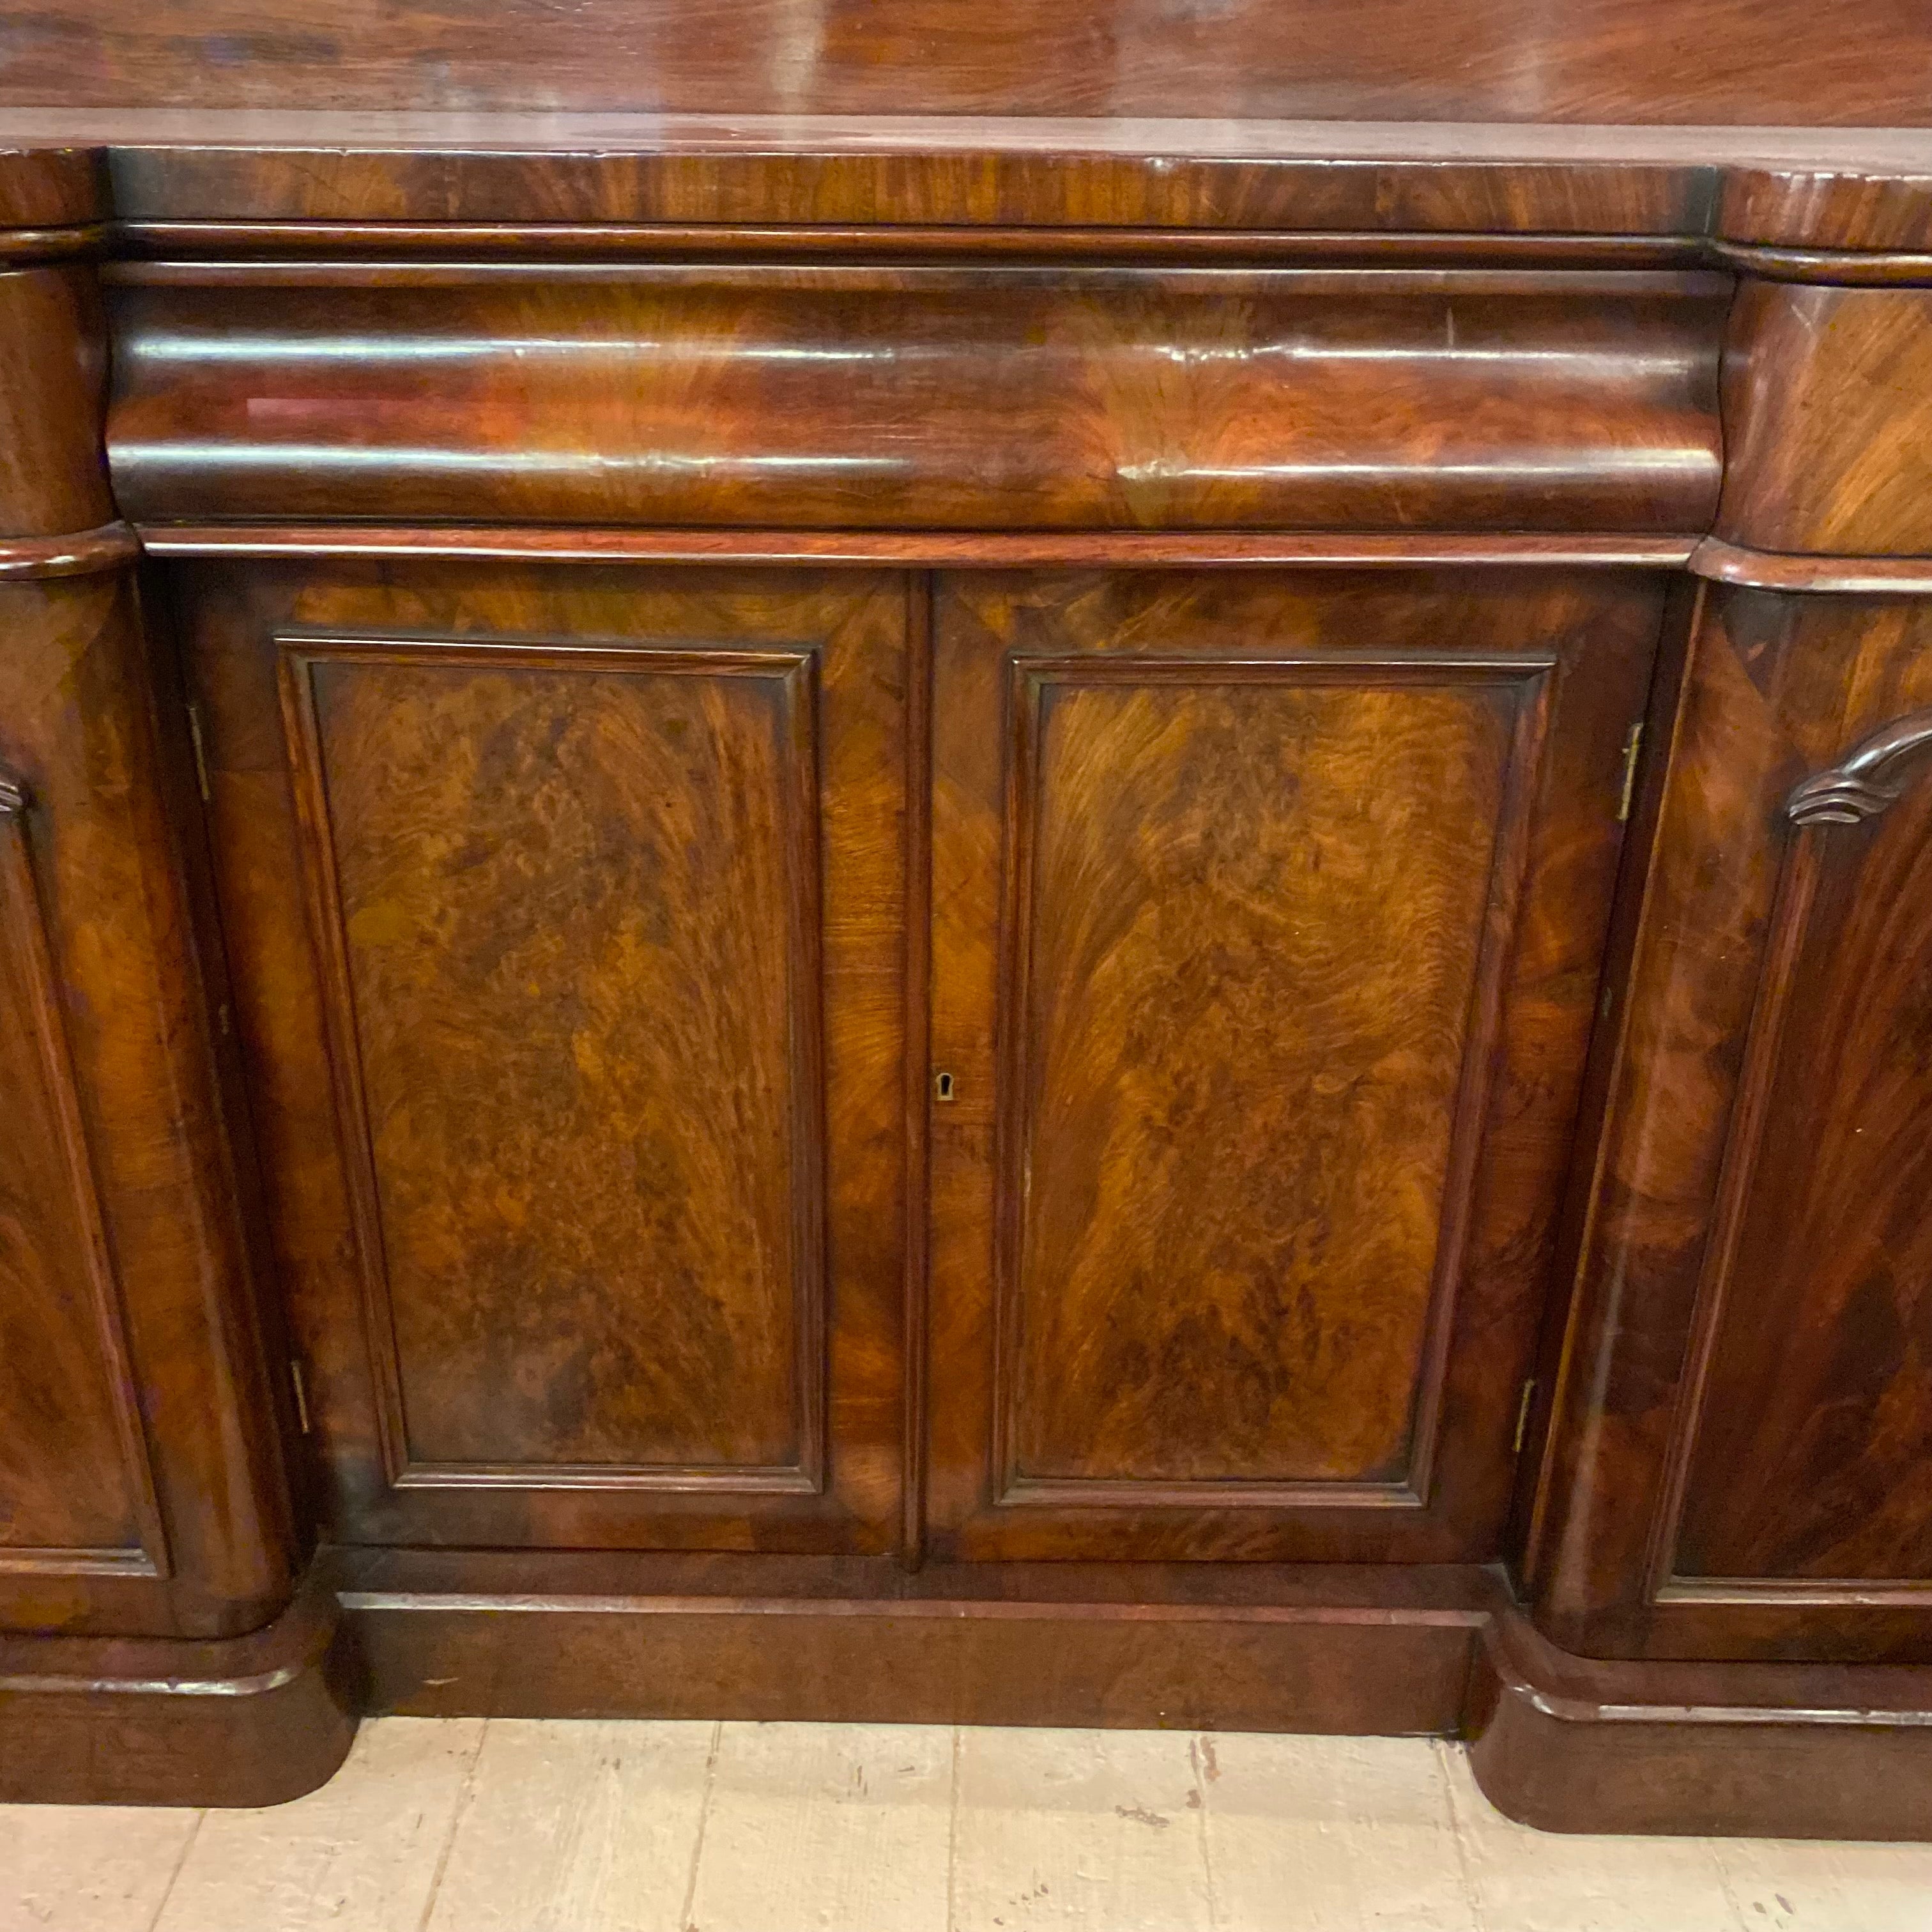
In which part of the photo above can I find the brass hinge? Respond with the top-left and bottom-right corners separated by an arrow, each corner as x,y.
1512,1378 -> 1538,1455
289,1358 -> 313,1435
1615,723 -> 1645,823
185,702 -> 213,804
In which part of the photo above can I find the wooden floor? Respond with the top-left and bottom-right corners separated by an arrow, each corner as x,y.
4,1719 -> 1931,1930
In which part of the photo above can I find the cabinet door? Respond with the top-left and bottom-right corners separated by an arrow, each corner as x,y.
1,569 -> 291,1639
1530,585 -> 1932,1661
178,563 -> 909,1555
0,748 -> 162,1587
924,570 -> 1662,1562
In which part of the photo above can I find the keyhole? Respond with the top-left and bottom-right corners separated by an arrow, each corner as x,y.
934,1070 -> 956,1102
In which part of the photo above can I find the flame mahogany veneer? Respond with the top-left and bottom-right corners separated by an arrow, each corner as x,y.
7,3 -> 1932,1836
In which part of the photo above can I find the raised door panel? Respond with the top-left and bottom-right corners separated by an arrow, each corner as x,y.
179,564 -> 908,1553
1673,732 -> 1932,1591
0,568 -> 292,1639
0,775 -> 165,1578
284,639 -> 822,1491
1004,663 -> 1526,1502
926,571 -> 1662,1562
1528,586 -> 1932,1662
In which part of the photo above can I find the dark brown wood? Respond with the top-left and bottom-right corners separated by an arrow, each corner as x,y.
1719,280 -> 1932,557
0,224 -> 111,265
114,221 -> 1712,268
0,1565 -> 357,1807
0,521 -> 138,578
1691,537 -> 1932,594
334,1546 -> 1499,1735
3,1 -> 1932,126
104,265 -> 1726,535
175,560 -> 908,1556
0,148 -> 104,229
14,3 -> 1932,1830
0,150 -> 331,1804
1468,1604 -> 1932,1840
279,633 -> 827,1495
5,128 -> 1725,237
900,580 -> 934,1570
137,528 -> 1706,570
0,267 -> 113,538
12,116 -> 1932,252
1784,710 -> 1932,824
0,770 -> 165,1577
0,504 -> 294,1646
1664,712 -> 1932,1601
1708,240 -> 1932,286
926,569 -> 1660,1562
1715,166 -> 1932,255
1526,585 -> 1932,1663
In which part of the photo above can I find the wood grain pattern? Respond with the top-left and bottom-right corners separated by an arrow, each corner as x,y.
176,561 -> 908,1556
0,224 -> 109,265
13,18 -> 1932,1816
927,569 -> 1660,1563
104,266 -> 1726,535
18,119 -> 1932,252
4,0 -> 1932,125
0,571 -> 295,1641
1718,281 -> 1932,557
1716,167 -> 1932,254
0,199 -> 303,1724
139,528 -> 1706,571
0,147 -> 104,229
1527,586 -> 1932,1664
114,220 -> 1713,267
993,656 -> 1547,1507
1707,239 -> 1932,286
72,132 -> 1719,236
334,1544 -> 1499,1736
1665,707 -> 1932,1597
0,266 -> 113,538
0,1565 -> 356,1806
279,634 -> 825,1492
1690,538 -> 1932,595
1468,1602 -> 1932,1840
0,773 -> 165,1574
900,581 -> 934,1568
0,521 -> 138,578
39,132 -> 1932,254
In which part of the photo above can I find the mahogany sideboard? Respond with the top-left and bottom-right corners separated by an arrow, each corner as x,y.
6,0 -> 1932,1837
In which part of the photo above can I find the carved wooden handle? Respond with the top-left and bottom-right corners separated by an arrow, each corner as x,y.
1786,710 -> 1932,825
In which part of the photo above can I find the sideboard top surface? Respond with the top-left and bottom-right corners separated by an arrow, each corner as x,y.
0,0 -> 1929,126
1,1 -> 1931,245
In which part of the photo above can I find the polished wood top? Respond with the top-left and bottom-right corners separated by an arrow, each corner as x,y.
2,0 -> 1931,124
4,1 -> 1932,247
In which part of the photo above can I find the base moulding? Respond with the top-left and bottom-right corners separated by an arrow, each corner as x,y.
1468,1601 -> 1932,1839
0,1570 -> 357,1805
8,1552 -> 1932,1832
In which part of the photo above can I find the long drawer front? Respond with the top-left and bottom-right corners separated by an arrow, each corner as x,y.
107,263 -> 1725,533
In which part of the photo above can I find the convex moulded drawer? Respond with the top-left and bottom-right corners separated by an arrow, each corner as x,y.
104,263 -> 1728,532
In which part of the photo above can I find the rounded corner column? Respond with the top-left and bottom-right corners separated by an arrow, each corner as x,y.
0,146 -> 354,1805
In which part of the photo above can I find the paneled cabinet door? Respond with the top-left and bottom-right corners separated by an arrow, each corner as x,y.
1531,586 -> 1932,1662
924,570 -> 1664,1563
178,563 -> 910,1556
0,762 -> 165,1593
1,569 -> 291,1639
